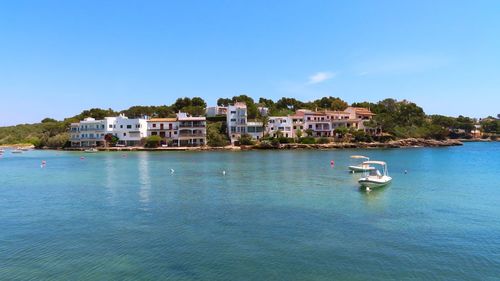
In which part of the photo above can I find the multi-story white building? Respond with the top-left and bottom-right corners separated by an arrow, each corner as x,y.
70,114 -> 147,147
146,112 -> 206,146
147,118 -> 178,140
177,112 -> 207,146
267,116 -> 294,138
226,102 -> 248,144
224,102 -> 265,143
70,117 -> 107,147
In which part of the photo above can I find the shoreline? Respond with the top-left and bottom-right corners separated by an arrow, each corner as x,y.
54,138 -> 467,152
7,138 -> 499,152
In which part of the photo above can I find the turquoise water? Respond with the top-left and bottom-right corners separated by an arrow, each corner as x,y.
1,143 -> 499,280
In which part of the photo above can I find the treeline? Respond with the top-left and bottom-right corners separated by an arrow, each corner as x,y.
0,96 -> 497,148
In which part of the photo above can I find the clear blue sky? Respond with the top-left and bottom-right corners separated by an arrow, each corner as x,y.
1,0 -> 499,126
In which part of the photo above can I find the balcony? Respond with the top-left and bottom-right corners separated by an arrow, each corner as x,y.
79,128 -> 105,131
78,136 -> 104,140
178,122 -> 206,128
149,127 -> 178,131
178,133 -> 205,138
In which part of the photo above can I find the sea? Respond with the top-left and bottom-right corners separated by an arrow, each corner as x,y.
1,142 -> 499,280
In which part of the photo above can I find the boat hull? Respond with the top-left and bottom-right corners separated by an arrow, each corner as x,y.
348,165 -> 375,172
358,176 -> 392,188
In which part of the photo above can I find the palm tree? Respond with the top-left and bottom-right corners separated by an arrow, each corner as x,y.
260,115 -> 269,139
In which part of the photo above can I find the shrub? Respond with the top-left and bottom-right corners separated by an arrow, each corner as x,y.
299,137 -> 316,144
278,137 -> 294,144
317,137 -> 330,144
352,130 -> 373,143
270,138 -> 281,147
238,133 -> 254,145
144,135 -> 163,148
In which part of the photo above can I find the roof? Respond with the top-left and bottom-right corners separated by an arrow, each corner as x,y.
147,118 -> 177,122
349,107 -> 375,115
351,155 -> 369,159
178,116 -> 206,121
363,161 -> 387,166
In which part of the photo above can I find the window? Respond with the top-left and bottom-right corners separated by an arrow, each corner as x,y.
109,125 -> 112,128
231,111 -> 236,114
309,125 -> 312,129
153,124 -> 156,128
120,125 -> 123,129
123,133 -> 127,136
231,119 -> 236,122
127,125 -> 132,129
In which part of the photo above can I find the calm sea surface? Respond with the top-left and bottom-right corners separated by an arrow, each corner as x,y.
1,143 -> 499,280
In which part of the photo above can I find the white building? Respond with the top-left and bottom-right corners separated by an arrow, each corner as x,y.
177,112 -> 207,146
110,115 -> 148,146
206,106 -> 228,117
226,102 -> 248,144
257,106 -> 269,116
147,118 -> 178,140
267,116 -> 294,138
70,114 -> 147,147
246,121 -> 264,140
70,117 -> 107,147
146,112 -> 206,147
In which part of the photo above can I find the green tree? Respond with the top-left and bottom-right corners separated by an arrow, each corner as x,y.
217,98 -> 232,106
312,96 -> 348,111
104,133 -> 119,147
334,126 -> 349,140
207,122 -> 229,147
191,97 -> 207,108
295,129 -> 303,139
41,118 -> 57,123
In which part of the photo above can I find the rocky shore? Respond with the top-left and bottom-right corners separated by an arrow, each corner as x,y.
61,138 -> 463,152
254,138 -> 463,150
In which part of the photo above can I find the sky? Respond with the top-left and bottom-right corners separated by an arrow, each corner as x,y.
1,0 -> 499,126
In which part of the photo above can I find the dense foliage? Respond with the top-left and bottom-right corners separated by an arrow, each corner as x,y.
207,122 -> 229,147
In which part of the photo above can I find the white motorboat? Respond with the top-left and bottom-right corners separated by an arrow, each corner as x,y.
84,148 -> 99,153
348,155 -> 375,172
358,161 -> 392,189
11,149 -> 23,154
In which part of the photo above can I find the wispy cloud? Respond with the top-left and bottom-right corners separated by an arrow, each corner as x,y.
307,71 -> 336,84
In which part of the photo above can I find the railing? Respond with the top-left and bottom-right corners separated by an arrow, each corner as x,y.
149,127 -> 178,131
78,128 -> 105,131
178,123 -> 206,128
74,137 -> 104,140
178,133 -> 206,138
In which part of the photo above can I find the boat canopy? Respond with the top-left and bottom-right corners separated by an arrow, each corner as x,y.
350,155 -> 369,159
362,161 -> 387,166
